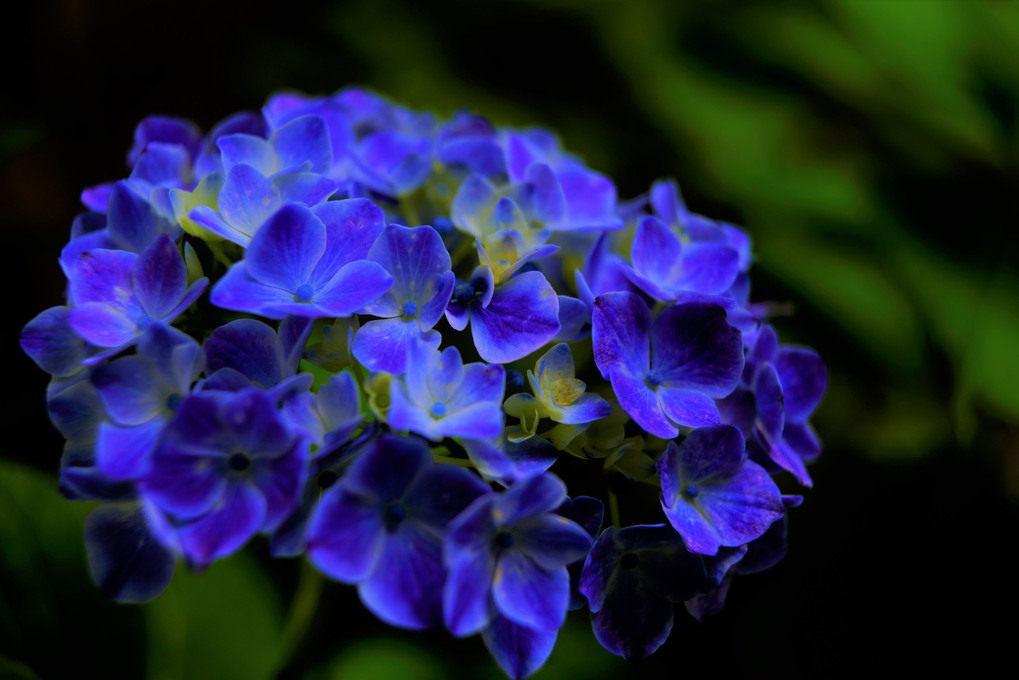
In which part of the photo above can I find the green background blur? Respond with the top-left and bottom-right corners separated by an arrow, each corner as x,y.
2,0 -> 1017,677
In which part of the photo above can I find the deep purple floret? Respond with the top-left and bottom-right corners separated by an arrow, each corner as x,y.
656,425 -> 784,555
138,388 -> 308,567
306,434 -> 488,629
65,234 -> 208,362
443,474 -> 593,637
592,291 -> 743,438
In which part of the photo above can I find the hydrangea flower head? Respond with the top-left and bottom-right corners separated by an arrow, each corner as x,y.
20,86 -> 828,679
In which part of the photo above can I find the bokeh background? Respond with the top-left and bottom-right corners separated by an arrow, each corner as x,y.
3,0 -> 1018,677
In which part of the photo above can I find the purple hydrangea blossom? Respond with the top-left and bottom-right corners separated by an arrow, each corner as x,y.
210,202 -> 394,319
592,292 -> 744,438
444,265 -> 561,364
20,87 -> 829,680
306,434 -> 488,629
579,524 -> 719,660
656,425 -> 784,555
443,474 -> 593,676
351,224 -> 455,373
91,324 -> 205,480
65,234 -> 208,362
139,388 -> 308,567
387,345 -> 505,442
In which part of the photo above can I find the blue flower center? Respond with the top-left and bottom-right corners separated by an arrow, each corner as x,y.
136,314 -> 155,330
384,502 -> 406,532
401,301 -> 418,318
165,393 -> 181,411
645,370 -> 664,388
294,283 -> 315,302
620,552 -> 639,570
228,452 -> 252,473
453,282 -> 479,308
430,402 -> 447,418
493,531 -> 514,550
682,483 -> 700,500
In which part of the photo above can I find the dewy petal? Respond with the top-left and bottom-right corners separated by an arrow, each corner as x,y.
657,387 -> 721,429
177,482 -> 267,567
592,291 -> 651,380
443,548 -> 496,636
470,271 -> 560,363
245,204 -> 327,292
481,614 -> 558,680
312,260 -> 394,318
84,503 -> 176,603
358,523 -> 444,630
774,347 -> 827,423
132,234 -> 186,320
306,485 -> 385,583
493,550 -> 569,631
631,216 -> 683,289
609,370 -> 677,439
651,302 -> 743,398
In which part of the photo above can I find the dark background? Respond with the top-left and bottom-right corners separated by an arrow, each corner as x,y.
3,1 -> 1018,677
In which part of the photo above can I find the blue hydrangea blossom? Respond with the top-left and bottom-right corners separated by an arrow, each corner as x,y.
20,86 -> 829,678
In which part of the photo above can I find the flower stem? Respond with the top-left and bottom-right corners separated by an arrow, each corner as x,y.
275,558 -> 324,676
608,491 -> 621,529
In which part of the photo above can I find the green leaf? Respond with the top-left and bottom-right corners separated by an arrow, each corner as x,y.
144,551 -> 284,680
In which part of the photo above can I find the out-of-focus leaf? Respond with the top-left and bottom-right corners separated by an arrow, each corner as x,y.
319,638 -> 443,680
145,551 -> 283,680
0,461 -> 146,678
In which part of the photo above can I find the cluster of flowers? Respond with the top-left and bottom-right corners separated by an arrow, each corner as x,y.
20,87 -> 826,678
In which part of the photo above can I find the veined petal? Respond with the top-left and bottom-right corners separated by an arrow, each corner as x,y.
592,292 -> 651,380
246,204 -> 327,292
358,524 -> 444,630
306,485 -> 385,583
492,550 -> 569,631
